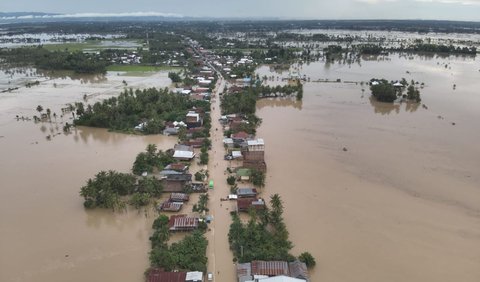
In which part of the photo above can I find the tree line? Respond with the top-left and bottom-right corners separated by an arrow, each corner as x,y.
0,46 -> 109,73
79,170 -> 163,209
74,87 -> 210,134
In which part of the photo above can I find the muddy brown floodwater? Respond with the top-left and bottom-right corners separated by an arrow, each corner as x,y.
256,54 -> 480,282
0,71 -> 177,282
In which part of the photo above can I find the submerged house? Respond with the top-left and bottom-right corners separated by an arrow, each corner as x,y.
236,168 -> 252,181
165,163 -> 189,172
173,144 -> 195,161
236,260 -> 309,282
246,138 -> 265,151
186,111 -> 203,128
168,215 -> 199,232
243,160 -> 267,173
237,198 -> 265,212
161,173 -> 192,192
237,188 -> 257,198
170,193 -> 190,202
159,201 -> 183,212
146,269 -> 203,282
232,131 -> 250,143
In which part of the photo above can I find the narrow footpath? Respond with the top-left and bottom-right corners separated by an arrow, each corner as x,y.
205,77 -> 236,281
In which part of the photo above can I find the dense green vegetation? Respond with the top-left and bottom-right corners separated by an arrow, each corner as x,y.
407,81 -> 422,102
132,144 -> 174,175
370,78 -> 422,103
74,87 -> 209,134
79,171 -> 136,209
299,252 -> 316,269
251,169 -> 266,188
79,170 -> 162,209
0,47 -> 108,73
149,215 -> 208,272
228,194 -> 294,262
370,79 -> 397,103
192,193 -> 209,213
168,71 -> 182,83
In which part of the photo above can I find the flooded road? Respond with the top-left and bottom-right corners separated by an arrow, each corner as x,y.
0,71 -> 176,282
256,54 -> 480,281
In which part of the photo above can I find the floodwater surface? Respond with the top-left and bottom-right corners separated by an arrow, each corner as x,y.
255,54 -> 480,282
0,71 -> 176,282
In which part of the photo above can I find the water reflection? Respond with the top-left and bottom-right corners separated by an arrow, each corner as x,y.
369,96 -> 421,115
39,69 -> 108,84
257,97 -> 303,110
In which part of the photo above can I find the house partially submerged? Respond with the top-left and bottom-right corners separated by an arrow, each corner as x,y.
237,198 -> 265,212
185,111 -> 203,128
147,269 -> 186,282
146,269 -> 203,282
242,138 -> 266,172
161,173 -> 192,192
236,168 -> 252,181
170,193 -> 190,202
246,139 -> 265,151
237,188 -> 257,198
232,131 -> 250,143
165,163 -> 189,172
243,160 -> 267,173
173,144 -> 195,161
168,215 -> 199,232
182,138 -> 205,148
223,138 -> 234,148
236,261 -> 309,282
159,201 -> 183,212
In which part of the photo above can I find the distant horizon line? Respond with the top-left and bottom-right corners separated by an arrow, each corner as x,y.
1,12 -> 480,23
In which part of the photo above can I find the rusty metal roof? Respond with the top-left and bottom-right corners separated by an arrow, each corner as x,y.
147,269 -> 186,282
251,260 -> 289,276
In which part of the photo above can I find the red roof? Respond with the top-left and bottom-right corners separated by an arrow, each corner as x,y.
187,127 -> 204,133
232,131 -> 249,139
251,261 -> 289,276
147,269 -> 187,282
169,163 -> 187,171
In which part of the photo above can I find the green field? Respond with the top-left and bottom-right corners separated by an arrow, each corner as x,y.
106,65 -> 182,72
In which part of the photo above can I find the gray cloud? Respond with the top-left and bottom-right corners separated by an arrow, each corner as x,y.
0,0 -> 479,20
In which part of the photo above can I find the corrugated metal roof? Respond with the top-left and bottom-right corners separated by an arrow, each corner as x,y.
237,262 -> 252,277
185,271 -> 203,281
247,139 -> 265,146
169,215 -> 199,230
251,261 -> 289,276
173,150 -> 195,159
160,202 -> 183,212
232,131 -> 249,139
170,193 -> 190,202
147,269 -> 187,282
237,188 -> 257,196
288,261 -> 309,281
257,276 -> 306,282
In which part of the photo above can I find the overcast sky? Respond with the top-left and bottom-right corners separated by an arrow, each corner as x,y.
1,0 -> 480,21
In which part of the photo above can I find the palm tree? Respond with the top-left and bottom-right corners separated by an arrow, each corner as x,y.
146,144 -> 157,156
270,194 -> 283,212
36,105 -> 43,114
